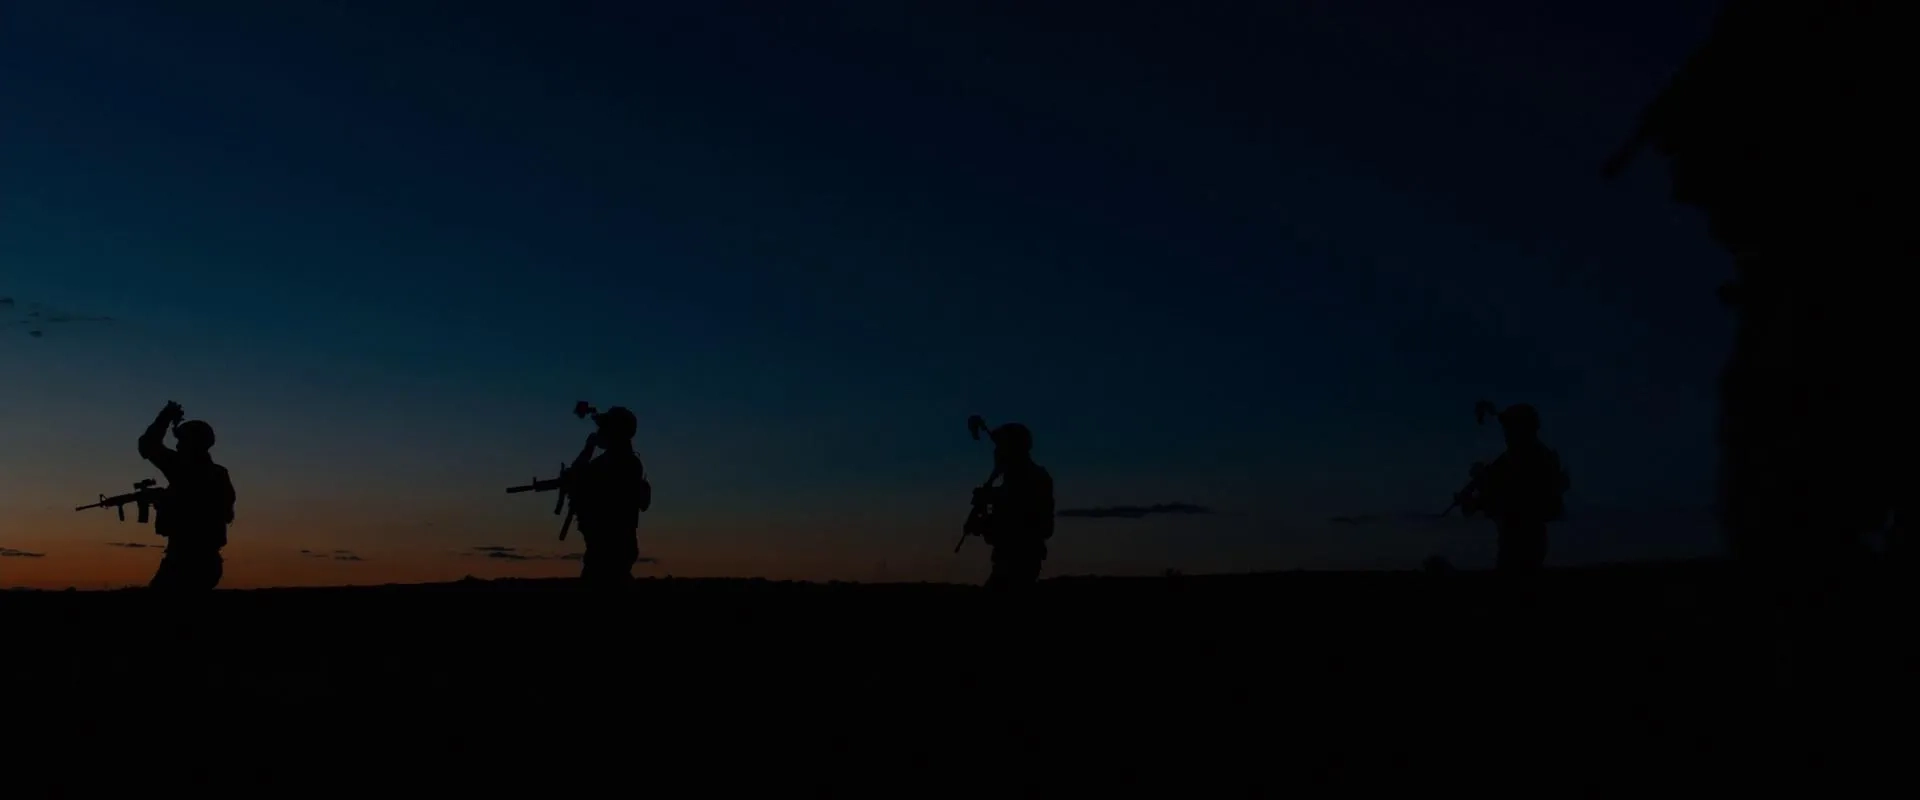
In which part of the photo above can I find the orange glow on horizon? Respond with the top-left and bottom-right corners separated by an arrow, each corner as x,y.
1,506 -> 979,590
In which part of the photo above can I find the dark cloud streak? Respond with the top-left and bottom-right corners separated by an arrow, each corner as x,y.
464,546 -> 654,564
1057,503 -> 1213,520
2,294 -> 115,339
301,548 -> 367,562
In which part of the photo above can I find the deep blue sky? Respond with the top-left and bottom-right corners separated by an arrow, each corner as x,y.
3,0 -> 1732,586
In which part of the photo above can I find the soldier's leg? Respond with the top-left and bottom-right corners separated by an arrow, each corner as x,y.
148,550 -> 222,591
148,554 -> 180,590
579,551 -> 616,585
986,549 -> 1042,589
984,557 -> 1008,589
1521,521 -> 1547,573
579,532 -> 638,587
1491,521 -> 1545,618
195,552 -> 225,591
986,561 -> 1034,589
150,551 -> 194,590
1493,521 -> 1546,575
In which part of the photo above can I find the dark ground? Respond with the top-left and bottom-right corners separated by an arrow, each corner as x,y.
6,562 -> 1917,795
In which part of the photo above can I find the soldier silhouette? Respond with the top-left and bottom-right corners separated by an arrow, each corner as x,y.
1456,404 -> 1570,575
138,401 -> 235,591
567,406 -> 649,586
1605,0 -> 1913,577
970,423 -> 1056,589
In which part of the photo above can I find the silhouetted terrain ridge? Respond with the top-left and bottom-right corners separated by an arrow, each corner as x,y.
9,563 -> 1917,793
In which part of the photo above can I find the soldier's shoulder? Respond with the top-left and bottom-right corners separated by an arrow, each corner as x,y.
1002,461 -> 1048,485
596,450 -> 645,473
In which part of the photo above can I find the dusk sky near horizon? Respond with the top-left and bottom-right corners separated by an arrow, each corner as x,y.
4,0 -> 1733,589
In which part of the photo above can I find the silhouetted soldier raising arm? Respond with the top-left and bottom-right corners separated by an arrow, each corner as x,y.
139,401 -> 236,591
972,423 -> 1055,589
568,406 -> 649,586
1457,404 -> 1569,575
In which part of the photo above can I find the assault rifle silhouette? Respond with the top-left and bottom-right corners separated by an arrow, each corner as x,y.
505,401 -> 605,541
76,478 -> 165,524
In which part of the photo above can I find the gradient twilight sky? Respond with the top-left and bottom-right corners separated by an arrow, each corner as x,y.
3,0 -> 1733,589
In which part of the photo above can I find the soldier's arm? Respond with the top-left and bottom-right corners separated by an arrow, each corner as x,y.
564,458 -> 600,498
1040,476 -> 1056,537
558,433 -> 602,491
1468,459 -> 1505,516
1458,483 -> 1485,517
222,470 -> 237,524
138,411 -> 178,471
998,474 -> 1049,525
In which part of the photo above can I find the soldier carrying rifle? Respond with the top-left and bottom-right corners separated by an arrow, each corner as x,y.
508,402 -> 651,587
1450,402 -> 1569,576
136,401 -> 236,591
958,417 -> 1056,590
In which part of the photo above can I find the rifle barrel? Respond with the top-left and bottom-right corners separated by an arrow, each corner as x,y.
506,477 -> 563,494
77,495 -> 132,511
